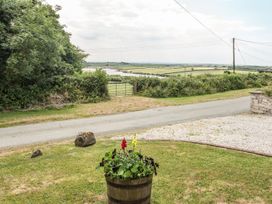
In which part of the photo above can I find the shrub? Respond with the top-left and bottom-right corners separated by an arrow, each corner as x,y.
143,86 -> 169,98
78,70 -> 109,102
52,69 -> 109,103
0,70 -> 109,110
130,73 -> 272,98
264,86 -> 272,97
0,84 -> 49,110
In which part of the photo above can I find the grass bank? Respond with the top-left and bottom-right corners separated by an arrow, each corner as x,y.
158,88 -> 253,105
0,88 -> 254,128
0,140 -> 271,203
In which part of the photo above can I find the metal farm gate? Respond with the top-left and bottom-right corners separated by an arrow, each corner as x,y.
108,82 -> 134,97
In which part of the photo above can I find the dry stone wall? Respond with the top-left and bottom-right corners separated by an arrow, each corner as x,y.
251,91 -> 272,115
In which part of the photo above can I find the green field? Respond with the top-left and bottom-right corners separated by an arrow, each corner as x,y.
0,140 -> 271,204
122,67 -> 255,76
116,66 -> 226,76
87,63 -> 257,77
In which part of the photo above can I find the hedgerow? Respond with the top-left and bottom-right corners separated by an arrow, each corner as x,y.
0,70 -> 109,110
130,73 -> 272,98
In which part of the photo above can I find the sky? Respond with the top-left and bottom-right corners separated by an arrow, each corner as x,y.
46,0 -> 272,65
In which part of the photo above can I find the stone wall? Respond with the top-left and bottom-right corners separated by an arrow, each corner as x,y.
251,91 -> 272,115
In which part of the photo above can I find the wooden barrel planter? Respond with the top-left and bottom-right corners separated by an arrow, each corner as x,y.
106,175 -> 153,204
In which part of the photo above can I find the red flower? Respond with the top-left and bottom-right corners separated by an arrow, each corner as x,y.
121,138 -> 127,150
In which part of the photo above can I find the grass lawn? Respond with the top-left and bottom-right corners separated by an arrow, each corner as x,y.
0,140 -> 271,203
0,89 -> 254,128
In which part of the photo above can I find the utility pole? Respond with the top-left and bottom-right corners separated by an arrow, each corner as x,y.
232,37 -> 236,73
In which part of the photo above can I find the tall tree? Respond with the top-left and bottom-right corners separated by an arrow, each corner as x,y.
0,0 -> 87,109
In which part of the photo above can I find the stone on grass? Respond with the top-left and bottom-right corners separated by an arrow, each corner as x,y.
31,149 -> 43,158
75,132 -> 96,147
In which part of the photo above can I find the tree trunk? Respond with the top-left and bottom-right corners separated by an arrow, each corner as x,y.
75,132 -> 96,147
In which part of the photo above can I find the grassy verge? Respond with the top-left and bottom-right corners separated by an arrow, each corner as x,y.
0,140 -> 271,203
158,88 -> 253,105
0,88 -> 254,128
0,97 -> 162,128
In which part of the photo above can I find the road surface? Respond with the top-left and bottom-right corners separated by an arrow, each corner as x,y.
0,97 -> 250,149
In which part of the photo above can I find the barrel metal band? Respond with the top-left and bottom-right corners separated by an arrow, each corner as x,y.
108,194 -> 150,204
106,179 -> 152,189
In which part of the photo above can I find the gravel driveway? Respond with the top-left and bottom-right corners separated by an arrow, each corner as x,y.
115,114 -> 272,156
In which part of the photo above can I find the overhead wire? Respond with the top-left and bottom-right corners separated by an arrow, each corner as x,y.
236,38 -> 272,47
236,38 -> 272,65
172,0 -> 272,65
93,0 -> 232,57
91,0 -> 272,66
237,41 -> 272,57
236,47 -> 272,64
235,45 -> 247,65
172,0 -> 231,47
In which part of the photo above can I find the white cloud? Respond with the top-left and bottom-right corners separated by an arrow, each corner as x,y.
45,0 -> 268,65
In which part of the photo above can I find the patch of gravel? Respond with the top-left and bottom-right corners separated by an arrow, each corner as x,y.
112,114 -> 272,156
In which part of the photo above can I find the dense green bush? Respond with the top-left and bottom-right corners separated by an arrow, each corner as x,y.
130,73 -> 272,98
54,69 -> 109,103
0,85 -> 48,111
264,86 -> 272,97
0,0 -> 110,110
0,70 -> 109,110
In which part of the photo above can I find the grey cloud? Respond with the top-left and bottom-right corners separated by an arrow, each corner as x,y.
121,11 -> 139,18
45,0 -> 269,65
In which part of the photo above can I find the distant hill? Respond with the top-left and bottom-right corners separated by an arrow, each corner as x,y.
86,62 -> 272,72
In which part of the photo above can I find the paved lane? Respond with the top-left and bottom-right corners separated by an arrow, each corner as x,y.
0,97 -> 250,149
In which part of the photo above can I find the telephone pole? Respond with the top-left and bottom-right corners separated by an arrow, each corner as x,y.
233,37 -> 236,73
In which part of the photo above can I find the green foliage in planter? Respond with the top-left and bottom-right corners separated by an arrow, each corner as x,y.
98,139 -> 159,179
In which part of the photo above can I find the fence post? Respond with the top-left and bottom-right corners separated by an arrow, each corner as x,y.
125,83 -> 127,96
115,83 -> 117,96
